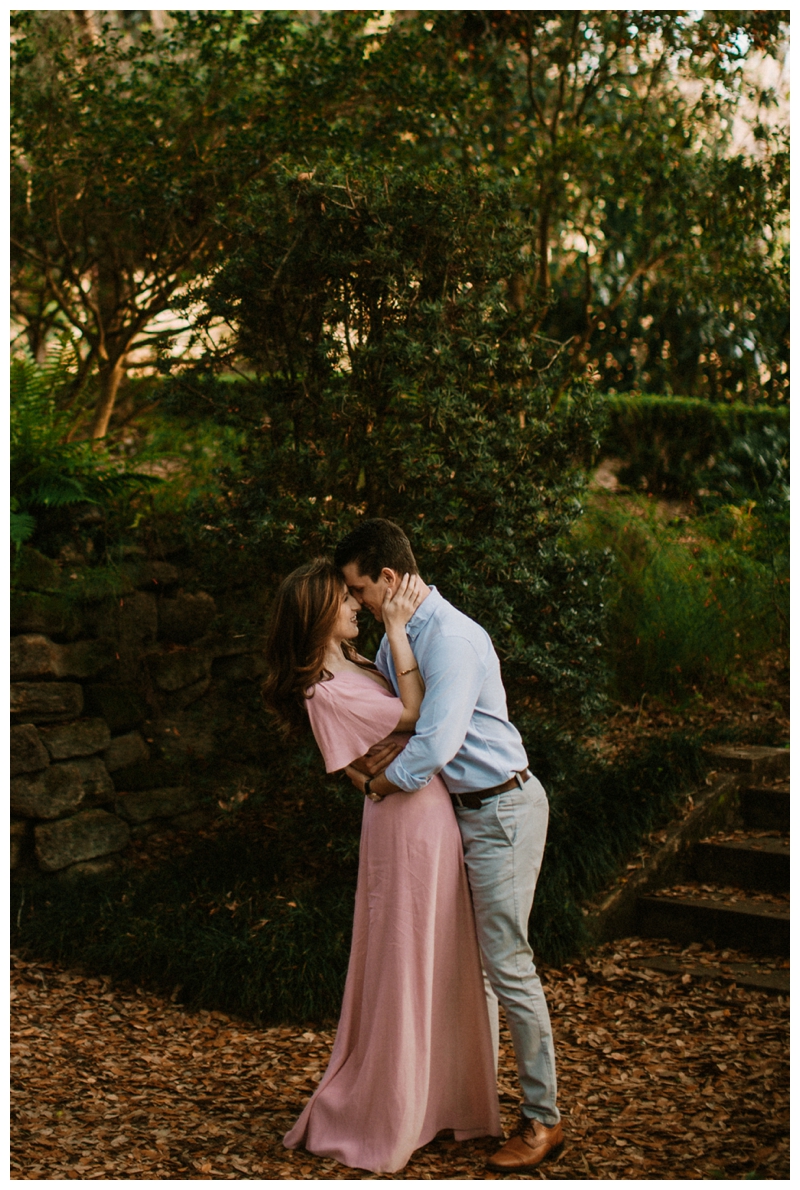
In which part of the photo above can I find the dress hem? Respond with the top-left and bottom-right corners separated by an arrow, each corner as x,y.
283,1121 -> 503,1174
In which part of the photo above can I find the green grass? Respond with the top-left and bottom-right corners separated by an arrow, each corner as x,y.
12,783 -> 361,1025
12,729 -> 707,1023
572,496 -> 787,702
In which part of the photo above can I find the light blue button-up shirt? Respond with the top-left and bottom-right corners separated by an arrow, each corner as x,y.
376,586 -> 529,794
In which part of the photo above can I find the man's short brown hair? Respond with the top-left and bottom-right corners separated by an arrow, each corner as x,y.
334,518 -> 418,581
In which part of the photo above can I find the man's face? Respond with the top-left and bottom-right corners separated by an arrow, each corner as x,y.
341,563 -> 399,623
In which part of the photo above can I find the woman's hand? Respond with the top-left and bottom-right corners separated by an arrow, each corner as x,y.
382,573 -> 425,729
382,573 -> 423,632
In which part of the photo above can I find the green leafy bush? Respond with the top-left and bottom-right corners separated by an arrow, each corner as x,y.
166,163 -> 609,718
11,832 -> 357,1025
574,495 -> 787,701
600,393 -> 789,499
530,728 -> 707,960
698,422 -> 789,519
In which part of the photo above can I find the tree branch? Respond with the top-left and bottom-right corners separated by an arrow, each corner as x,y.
574,38 -> 622,124
19,252 -> 98,348
550,13 -> 580,143
523,17 -> 548,128
554,246 -> 672,399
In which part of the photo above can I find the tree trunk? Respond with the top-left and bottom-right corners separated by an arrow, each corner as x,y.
90,358 -> 125,440
536,196 -> 552,297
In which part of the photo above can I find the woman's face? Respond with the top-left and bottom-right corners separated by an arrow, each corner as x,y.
331,585 -> 361,645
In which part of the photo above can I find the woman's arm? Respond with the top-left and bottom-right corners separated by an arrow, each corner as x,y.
381,574 -> 425,731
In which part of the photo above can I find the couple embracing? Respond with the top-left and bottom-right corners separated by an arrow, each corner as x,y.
263,519 -> 563,1175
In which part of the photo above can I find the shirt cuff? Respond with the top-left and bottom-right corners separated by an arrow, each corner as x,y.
385,756 -> 431,793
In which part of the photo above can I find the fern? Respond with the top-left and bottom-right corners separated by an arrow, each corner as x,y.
10,340 -> 158,548
10,502 -> 36,547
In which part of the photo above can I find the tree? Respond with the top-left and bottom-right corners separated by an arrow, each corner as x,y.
10,10 -> 367,438
349,10 -> 789,402
166,164 -> 608,720
13,8 -> 787,437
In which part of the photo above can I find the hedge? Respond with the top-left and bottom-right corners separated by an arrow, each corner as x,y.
597,393 -> 788,498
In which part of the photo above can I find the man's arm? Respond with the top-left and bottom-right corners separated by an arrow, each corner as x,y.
345,762 -> 401,799
348,739 -> 404,778
384,634 -> 484,792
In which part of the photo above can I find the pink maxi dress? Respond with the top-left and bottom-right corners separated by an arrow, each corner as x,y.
283,669 -> 501,1173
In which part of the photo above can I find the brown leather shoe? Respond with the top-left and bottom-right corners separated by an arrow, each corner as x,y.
486,1117 -> 564,1172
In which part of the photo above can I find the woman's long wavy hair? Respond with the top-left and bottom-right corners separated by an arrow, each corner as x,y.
262,557 -> 366,737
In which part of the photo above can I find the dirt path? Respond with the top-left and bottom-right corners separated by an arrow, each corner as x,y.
11,937 -> 788,1180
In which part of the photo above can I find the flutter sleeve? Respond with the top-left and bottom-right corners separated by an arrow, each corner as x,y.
305,674 -> 404,772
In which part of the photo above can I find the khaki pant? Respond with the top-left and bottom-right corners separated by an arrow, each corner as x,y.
454,774 -> 560,1126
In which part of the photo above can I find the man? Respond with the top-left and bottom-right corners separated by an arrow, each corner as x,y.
334,518 -> 563,1173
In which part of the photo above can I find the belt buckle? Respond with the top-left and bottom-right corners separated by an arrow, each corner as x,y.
459,792 -> 483,810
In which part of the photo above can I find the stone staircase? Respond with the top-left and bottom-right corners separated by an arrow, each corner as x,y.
633,746 -> 789,990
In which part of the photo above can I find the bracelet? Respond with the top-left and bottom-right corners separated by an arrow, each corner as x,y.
364,776 -> 383,803
397,665 -> 419,677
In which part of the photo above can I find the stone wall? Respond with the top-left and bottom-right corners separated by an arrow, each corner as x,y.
11,548 -> 270,882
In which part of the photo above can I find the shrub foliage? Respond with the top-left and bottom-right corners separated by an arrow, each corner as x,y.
601,393 -> 789,501
574,496 -> 788,701
168,165 -> 608,715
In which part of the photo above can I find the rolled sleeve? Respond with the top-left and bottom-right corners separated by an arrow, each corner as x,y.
385,634 -> 484,791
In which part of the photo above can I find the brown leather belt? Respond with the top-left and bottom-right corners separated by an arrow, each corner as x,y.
450,769 -> 532,810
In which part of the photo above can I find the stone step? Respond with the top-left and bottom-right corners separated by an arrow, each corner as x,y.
705,744 -> 790,784
692,836 -> 789,893
637,893 -> 789,956
628,954 -> 790,994
741,784 -> 790,832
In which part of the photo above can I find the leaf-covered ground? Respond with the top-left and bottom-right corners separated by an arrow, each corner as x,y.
11,936 -> 788,1180
577,648 -> 789,765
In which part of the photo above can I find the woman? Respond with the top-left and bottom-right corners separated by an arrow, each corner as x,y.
262,559 -> 501,1174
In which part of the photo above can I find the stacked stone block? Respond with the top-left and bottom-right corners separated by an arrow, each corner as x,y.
11,713 -> 130,876
9,549 -> 268,881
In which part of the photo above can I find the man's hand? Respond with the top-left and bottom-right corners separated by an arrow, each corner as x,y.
344,764 -> 369,794
349,739 -> 404,777
344,765 -> 401,800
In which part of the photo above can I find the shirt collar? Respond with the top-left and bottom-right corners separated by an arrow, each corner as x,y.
405,584 -> 442,642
